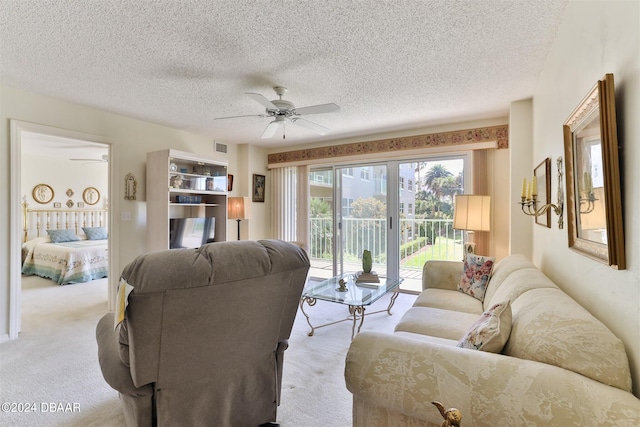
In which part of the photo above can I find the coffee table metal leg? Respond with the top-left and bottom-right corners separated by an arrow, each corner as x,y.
299,296 -> 317,336
348,305 -> 366,340
386,290 -> 400,315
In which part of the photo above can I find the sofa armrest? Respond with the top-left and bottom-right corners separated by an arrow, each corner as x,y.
422,260 -> 463,291
345,332 -> 640,426
96,313 -> 154,398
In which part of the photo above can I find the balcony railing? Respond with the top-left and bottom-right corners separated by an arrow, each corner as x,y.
309,217 -> 463,285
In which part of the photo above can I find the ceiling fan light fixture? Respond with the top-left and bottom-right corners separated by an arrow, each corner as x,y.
216,86 -> 340,139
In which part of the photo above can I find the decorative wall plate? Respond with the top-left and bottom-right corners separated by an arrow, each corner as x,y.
32,183 -> 54,204
66,188 -> 74,197
83,187 -> 100,205
66,200 -> 74,208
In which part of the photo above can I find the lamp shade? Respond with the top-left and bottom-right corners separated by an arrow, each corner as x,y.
228,197 -> 251,220
453,194 -> 491,232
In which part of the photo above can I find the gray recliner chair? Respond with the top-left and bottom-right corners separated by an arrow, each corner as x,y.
96,240 -> 310,426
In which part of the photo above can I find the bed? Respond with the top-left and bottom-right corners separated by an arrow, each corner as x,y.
21,203 -> 109,285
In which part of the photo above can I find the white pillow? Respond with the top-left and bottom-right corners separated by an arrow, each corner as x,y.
457,301 -> 512,353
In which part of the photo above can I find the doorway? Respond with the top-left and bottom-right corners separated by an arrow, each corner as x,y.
9,120 -> 115,339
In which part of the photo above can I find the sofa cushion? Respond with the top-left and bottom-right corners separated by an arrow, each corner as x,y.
482,254 -> 536,306
413,288 -> 483,315
457,254 -> 494,301
394,306 -> 480,341
457,301 -> 511,353
394,331 -> 458,347
484,267 -> 558,310
504,288 -> 632,392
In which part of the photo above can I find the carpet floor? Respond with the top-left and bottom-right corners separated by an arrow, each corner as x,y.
0,275 -> 416,426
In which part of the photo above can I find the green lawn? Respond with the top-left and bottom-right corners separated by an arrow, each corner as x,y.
400,237 -> 463,268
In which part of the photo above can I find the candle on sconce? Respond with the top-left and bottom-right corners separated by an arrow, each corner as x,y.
532,176 -> 537,196
521,178 -> 527,198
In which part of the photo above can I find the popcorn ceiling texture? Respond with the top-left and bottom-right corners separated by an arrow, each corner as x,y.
0,1 -> 567,147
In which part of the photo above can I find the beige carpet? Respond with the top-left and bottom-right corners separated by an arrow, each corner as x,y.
1,275 -> 416,426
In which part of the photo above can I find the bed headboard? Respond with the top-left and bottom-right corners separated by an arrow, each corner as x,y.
23,201 -> 108,243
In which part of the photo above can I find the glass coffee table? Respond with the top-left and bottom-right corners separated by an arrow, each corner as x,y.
299,273 -> 403,339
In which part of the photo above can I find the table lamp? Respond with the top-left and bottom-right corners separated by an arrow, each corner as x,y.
228,196 -> 251,240
453,194 -> 491,256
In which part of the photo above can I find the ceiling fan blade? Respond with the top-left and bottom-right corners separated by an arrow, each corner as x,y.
213,114 -> 265,120
261,121 -> 282,139
70,158 -> 101,162
292,118 -> 331,135
246,93 -> 278,110
293,103 -> 340,116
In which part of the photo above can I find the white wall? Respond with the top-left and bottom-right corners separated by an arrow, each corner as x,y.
532,1 -> 640,396
22,154 -> 109,212
508,99 -> 533,258
0,86 -> 251,341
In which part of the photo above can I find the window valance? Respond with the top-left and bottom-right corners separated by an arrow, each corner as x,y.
267,124 -> 508,167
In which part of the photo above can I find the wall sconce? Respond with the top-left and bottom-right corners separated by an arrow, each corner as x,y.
228,196 -> 251,240
520,157 -> 564,229
579,172 -> 598,214
453,194 -> 491,257
124,173 -> 137,200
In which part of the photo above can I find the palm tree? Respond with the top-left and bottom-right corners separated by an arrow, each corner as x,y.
424,164 -> 452,214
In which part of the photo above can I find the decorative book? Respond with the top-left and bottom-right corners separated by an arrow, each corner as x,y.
355,271 -> 380,283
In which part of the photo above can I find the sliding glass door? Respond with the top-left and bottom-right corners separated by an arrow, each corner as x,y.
309,164 -> 389,279
336,164 -> 389,278
396,157 -> 466,291
309,155 -> 467,291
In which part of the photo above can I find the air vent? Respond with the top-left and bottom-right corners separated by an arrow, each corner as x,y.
215,141 -> 228,154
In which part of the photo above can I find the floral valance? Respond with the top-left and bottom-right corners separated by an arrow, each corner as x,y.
268,124 -> 508,165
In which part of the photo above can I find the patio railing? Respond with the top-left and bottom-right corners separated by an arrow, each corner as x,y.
309,217 -> 463,276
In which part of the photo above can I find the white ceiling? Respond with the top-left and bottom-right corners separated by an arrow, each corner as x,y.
1,1 -> 568,148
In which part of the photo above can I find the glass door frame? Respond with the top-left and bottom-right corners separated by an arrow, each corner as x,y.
309,153 -> 471,286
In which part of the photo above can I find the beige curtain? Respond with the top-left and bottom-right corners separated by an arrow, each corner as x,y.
473,149 -> 491,256
270,165 -> 310,250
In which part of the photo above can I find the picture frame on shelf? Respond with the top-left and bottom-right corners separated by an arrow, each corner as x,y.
563,73 -> 625,269
252,174 -> 265,202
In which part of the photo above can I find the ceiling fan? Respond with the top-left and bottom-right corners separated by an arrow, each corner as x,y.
70,154 -> 109,163
215,86 -> 340,139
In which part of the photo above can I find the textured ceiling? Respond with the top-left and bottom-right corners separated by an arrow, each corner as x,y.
1,1 -> 568,148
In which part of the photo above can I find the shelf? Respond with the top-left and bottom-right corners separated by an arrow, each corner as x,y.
169,188 -> 227,195
170,171 -> 225,179
148,148 -> 228,252
170,203 -> 220,207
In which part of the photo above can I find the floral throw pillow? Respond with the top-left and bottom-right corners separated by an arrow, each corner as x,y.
457,301 -> 512,353
457,253 -> 495,301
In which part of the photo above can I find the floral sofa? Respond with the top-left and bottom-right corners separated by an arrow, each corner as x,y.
345,254 -> 640,426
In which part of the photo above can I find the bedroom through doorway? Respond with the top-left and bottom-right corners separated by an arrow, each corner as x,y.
10,121 -> 113,339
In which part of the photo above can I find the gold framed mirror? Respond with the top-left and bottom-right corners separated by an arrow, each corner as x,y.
563,73 -> 625,269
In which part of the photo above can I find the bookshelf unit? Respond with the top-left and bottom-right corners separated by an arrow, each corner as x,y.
146,149 -> 228,252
